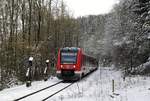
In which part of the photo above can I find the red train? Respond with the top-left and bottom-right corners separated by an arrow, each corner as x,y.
56,47 -> 98,80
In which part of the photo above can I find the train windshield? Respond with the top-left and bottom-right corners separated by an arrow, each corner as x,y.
61,52 -> 77,64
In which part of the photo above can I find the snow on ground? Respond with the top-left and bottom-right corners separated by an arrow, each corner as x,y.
1,67 -> 150,101
0,77 -> 62,101
48,67 -> 150,101
49,67 -> 121,101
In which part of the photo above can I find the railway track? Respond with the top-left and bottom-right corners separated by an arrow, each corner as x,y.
41,70 -> 96,101
14,81 -> 75,101
13,69 -> 97,101
14,81 -> 63,101
42,82 -> 74,101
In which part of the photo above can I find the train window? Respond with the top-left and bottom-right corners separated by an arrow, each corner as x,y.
61,52 -> 77,64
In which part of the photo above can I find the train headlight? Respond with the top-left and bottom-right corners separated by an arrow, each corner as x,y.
61,65 -> 63,68
73,65 -> 76,68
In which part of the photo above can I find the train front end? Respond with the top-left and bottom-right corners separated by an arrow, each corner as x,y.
56,47 -> 82,80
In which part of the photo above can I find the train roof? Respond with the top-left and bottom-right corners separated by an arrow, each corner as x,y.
60,47 -> 80,52
60,47 -> 97,60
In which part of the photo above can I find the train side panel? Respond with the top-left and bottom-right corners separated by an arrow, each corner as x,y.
73,49 -> 82,78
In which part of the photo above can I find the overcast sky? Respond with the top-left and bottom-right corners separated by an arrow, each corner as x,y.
64,0 -> 119,17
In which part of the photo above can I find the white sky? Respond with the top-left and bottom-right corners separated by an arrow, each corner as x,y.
64,0 -> 119,17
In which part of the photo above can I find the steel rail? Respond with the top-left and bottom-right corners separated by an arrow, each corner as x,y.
14,81 -> 63,101
42,83 -> 74,101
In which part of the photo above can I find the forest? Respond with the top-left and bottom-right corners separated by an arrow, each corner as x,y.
0,0 -> 80,89
0,0 -> 150,90
78,0 -> 150,74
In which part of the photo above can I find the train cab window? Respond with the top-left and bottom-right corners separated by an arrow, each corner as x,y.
61,52 -> 77,64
